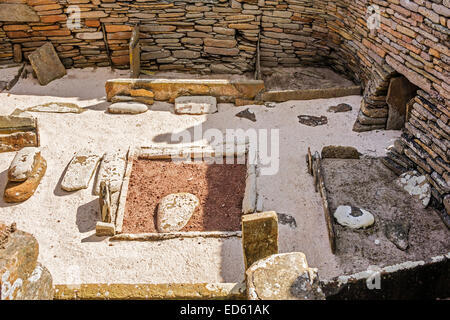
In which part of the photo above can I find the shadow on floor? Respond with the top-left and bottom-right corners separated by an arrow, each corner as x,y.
76,198 -> 99,233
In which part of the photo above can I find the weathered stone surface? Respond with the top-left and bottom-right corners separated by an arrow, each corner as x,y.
327,103 -> 352,113
61,150 -> 102,191
298,115 -> 328,127
8,147 -> 40,182
0,115 -> 36,131
95,222 -> 115,237
107,102 -> 148,114
157,193 -> 199,233
352,121 -> 385,132
174,96 -> 217,115
28,43 -> 66,86
129,25 -> 140,78
54,282 -> 246,300
110,95 -> 154,106
384,221 -> 410,251
262,86 -> 361,102
75,32 -> 103,40
0,131 -> 38,153
321,146 -> 360,159
395,171 -> 431,208
386,77 -> 417,130
333,205 -> 375,229
242,211 -> 278,270
0,225 -> 53,300
4,154 -> 46,203
235,108 -> 256,122
93,150 -> 126,195
0,4 -> 39,22
444,195 -> 450,216
26,102 -> 85,114
99,181 -> 111,223
246,252 -> 325,300
106,79 -> 265,104
18,263 -> 53,300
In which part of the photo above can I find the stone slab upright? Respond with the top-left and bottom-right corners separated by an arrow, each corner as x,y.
242,211 -> 278,270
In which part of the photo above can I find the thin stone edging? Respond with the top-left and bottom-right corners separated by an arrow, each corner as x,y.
110,231 -> 242,241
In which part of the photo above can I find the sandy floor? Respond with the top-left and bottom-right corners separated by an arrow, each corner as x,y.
0,67 -> 401,285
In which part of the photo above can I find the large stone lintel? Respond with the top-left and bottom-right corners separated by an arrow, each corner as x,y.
105,78 -> 265,103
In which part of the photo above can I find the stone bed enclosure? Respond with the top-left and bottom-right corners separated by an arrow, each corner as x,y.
1,0 -> 449,211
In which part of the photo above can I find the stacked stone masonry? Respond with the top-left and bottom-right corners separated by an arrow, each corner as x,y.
0,0 -> 449,207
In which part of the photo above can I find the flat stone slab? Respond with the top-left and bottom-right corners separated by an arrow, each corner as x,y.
298,115 -> 328,127
28,43 -> 66,86
235,108 -> 256,122
246,252 -> 325,300
395,171 -> 431,207
26,102 -> 85,114
0,4 -> 39,22
0,115 -> 36,131
8,147 -> 40,182
93,150 -> 127,195
174,96 -> 217,115
261,86 -> 361,102
107,102 -> 148,114
333,205 -> 375,229
4,153 -> 46,203
242,164 -> 256,214
157,193 -> 199,233
61,150 -> 102,192
321,146 -> 360,159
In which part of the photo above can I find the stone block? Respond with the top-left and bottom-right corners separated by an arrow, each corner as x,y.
321,146 -> 360,159
174,96 -> 217,115
0,4 -> 39,22
0,225 -> 53,300
105,79 -> 265,103
242,211 -> 278,270
28,42 -> 66,86
246,252 -> 325,300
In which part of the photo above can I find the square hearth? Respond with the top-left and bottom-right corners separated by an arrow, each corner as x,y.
121,158 -> 247,234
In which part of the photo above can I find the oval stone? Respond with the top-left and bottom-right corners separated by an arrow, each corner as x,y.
156,193 -> 199,233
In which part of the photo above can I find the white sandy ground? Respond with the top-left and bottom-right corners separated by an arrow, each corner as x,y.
0,67 -> 401,285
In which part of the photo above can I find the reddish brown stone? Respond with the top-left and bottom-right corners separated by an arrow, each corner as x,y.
4,154 -> 47,203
